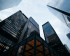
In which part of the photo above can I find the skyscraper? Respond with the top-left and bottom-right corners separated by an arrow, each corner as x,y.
1,31 -> 59,56
47,0 -> 70,47
0,0 -> 22,10
0,10 -> 28,54
47,0 -> 70,28
42,22 -> 70,56
0,11 -> 28,39
19,17 -> 40,42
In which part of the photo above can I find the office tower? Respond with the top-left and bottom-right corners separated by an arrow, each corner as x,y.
0,10 -> 28,39
47,0 -> 70,51
0,10 -> 28,54
1,31 -> 59,56
0,0 -> 21,10
47,0 -> 70,28
42,22 -> 70,56
19,17 -> 40,42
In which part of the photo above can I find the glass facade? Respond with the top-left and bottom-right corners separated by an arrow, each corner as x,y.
43,22 -> 55,38
27,17 -> 40,36
0,11 -> 28,39
0,31 -> 15,54
0,34 -> 13,46
42,22 -> 58,43
48,1 -> 70,53
1,31 -> 59,56
42,22 -> 70,56
0,11 -> 28,54
19,17 -> 40,42
48,0 -> 70,28
29,17 -> 39,30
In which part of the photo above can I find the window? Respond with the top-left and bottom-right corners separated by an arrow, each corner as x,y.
43,22 -> 55,37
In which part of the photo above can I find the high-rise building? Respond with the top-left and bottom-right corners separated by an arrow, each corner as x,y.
0,10 -> 28,54
1,31 -> 59,56
47,0 -> 70,28
0,11 -> 28,39
19,17 -> 40,42
0,0 -> 22,10
42,22 -> 70,56
47,0 -> 70,52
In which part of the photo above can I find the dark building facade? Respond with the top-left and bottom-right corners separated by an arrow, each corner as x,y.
42,22 -> 70,56
0,9 -> 70,56
0,11 -> 28,38
0,11 -> 28,54
47,0 -> 70,53
19,17 -> 40,42
1,31 -> 59,56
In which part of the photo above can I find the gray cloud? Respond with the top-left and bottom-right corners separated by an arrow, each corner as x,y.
0,0 -> 22,10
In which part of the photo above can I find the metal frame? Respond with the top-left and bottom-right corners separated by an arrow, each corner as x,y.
1,31 -> 59,56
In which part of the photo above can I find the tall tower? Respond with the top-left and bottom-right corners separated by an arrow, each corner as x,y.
0,10 -> 28,54
42,22 -> 70,56
47,0 -> 70,28
19,17 -> 40,42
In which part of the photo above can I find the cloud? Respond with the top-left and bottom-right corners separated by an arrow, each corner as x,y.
0,0 -> 22,10
0,5 -> 19,20
49,0 -> 64,8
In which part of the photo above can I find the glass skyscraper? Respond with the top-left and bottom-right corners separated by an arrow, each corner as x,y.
0,10 -> 40,55
0,10 -> 28,54
42,22 -> 70,56
0,11 -> 28,38
42,22 -> 55,43
19,17 -> 40,42
47,0 -> 70,51
48,0 -> 70,28
0,14 -> 60,56
1,31 -> 59,56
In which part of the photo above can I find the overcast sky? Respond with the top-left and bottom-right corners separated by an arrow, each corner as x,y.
0,0 -> 22,10
0,0 -> 70,49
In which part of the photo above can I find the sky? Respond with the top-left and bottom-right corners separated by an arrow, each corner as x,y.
49,0 -> 70,13
0,0 -> 70,49
0,0 -> 21,10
